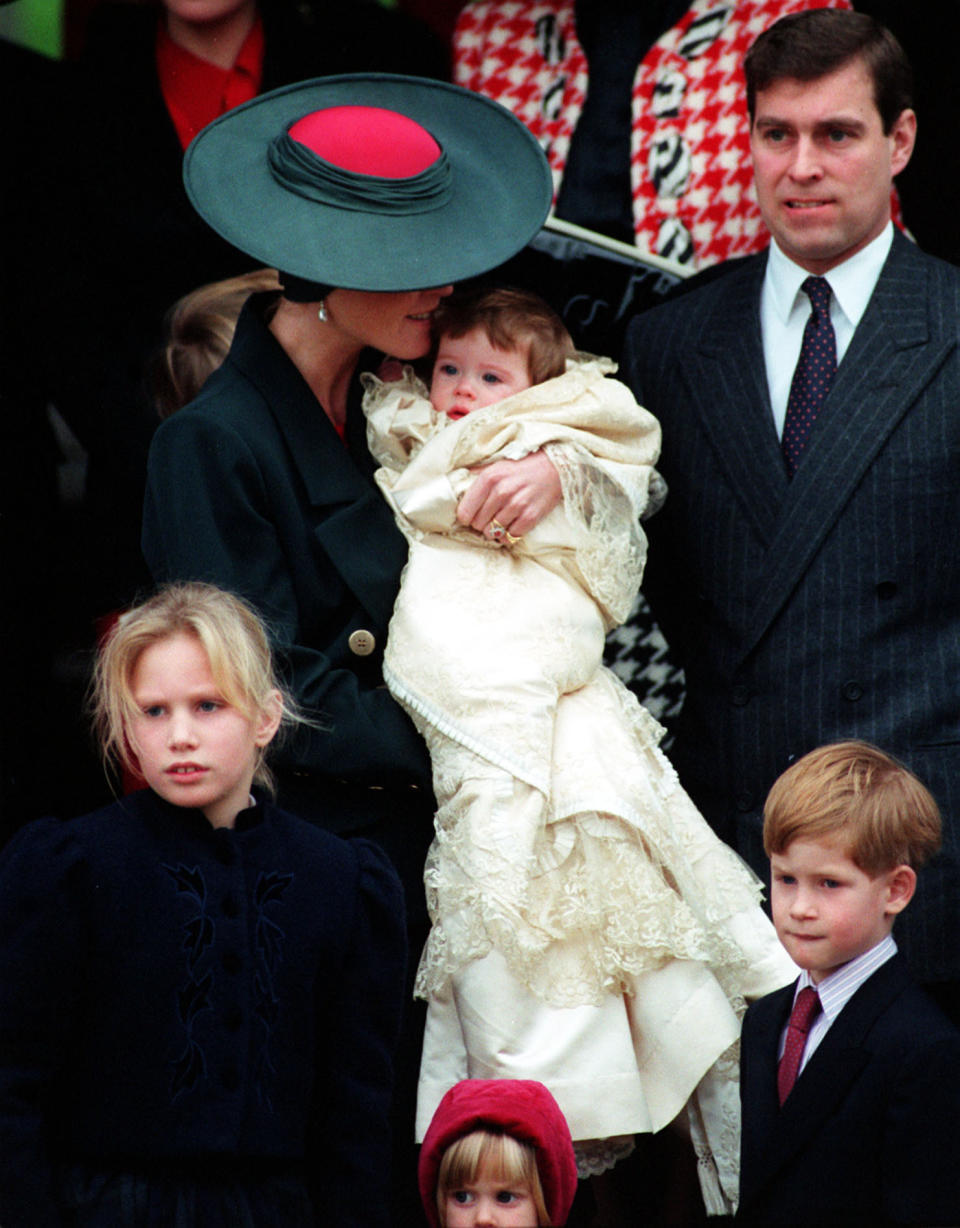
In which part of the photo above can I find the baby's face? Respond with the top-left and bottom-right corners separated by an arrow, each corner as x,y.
430,326 -> 532,420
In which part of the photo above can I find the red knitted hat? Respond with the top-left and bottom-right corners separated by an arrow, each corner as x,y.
418,1080 -> 578,1227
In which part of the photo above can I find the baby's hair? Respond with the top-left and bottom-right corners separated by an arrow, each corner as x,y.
763,741 -> 941,875
152,268 -> 281,418
436,1129 -> 548,1227
90,581 -> 301,792
432,286 -> 575,386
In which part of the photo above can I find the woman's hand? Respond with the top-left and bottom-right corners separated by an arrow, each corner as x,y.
456,450 -> 561,542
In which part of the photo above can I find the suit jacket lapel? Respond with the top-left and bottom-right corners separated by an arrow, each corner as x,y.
743,983 -> 794,1172
740,235 -> 956,660
231,301 -> 406,629
693,254 -> 790,547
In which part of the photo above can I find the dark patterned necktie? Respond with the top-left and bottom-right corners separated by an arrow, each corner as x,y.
781,276 -> 837,477
777,986 -> 822,1104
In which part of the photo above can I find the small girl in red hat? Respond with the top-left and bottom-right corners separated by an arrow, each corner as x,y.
418,1080 -> 578,1227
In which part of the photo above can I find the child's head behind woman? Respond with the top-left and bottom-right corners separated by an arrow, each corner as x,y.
152,268 -> 281,418
430,287 -> 575,421
418,1079 -> 578,1226
91,582 -> 296,827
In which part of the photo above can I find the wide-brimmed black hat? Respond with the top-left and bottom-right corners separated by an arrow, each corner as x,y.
184,73 -> 553,292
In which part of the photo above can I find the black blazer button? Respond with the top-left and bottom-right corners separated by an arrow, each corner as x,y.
842,680 -> 864,702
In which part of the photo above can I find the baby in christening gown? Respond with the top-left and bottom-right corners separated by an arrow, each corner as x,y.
361,288 -> 795,1212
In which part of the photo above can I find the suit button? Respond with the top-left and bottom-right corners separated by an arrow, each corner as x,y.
348,629 -> 376,657
735,792 -> 754,812
731,684 -> 751,706
842,680 -> 864,702
876,581 -> 898,600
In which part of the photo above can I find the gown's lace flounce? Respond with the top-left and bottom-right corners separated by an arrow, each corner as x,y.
411,668 -> 771,1011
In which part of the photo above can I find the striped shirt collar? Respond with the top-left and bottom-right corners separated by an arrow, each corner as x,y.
795,934 -> 898,1023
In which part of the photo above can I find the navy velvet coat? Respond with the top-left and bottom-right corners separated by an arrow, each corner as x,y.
623,234 -> 960,986
0,791 -> 406,1227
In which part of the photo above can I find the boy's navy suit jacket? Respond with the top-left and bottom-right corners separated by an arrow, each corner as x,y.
738,954 -> 960,1226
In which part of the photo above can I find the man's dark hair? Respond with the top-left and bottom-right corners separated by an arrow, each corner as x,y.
744,9 -> 913,134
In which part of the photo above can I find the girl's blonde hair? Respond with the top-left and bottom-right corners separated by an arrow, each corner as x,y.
436,1130 -> 549,1226
152,268 -> 281,418
90,582 -> 300,792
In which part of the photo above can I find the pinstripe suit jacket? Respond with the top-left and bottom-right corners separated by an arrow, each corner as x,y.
622,233 -> 960,985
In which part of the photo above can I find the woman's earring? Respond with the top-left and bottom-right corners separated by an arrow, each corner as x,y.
317,299 -> 328,323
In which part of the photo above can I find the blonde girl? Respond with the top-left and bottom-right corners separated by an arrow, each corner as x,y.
0,582 -> 405,1227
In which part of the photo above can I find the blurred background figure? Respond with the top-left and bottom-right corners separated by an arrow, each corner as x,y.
150,267 -> 282,418
854,0 -> 960,266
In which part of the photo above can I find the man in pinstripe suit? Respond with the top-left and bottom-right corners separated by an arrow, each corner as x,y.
623,9 -> 960,1011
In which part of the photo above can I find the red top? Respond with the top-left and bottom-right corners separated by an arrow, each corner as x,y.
156,15 -> 265,151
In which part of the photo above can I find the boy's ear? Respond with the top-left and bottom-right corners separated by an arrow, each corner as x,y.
884,864 -> 917,916
255,689 -> 284,747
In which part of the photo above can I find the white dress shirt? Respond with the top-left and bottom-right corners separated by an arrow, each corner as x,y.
761,224 -> 895,437
778,934 -> 898,1076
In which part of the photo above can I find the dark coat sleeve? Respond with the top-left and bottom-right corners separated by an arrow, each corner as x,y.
307,838 -> 406,1225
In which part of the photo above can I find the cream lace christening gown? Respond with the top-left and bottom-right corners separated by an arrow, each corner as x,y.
362,358 -> 795,1213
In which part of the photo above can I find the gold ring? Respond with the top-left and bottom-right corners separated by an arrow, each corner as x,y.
488,520 -> 507,543
505,530 -> 522,546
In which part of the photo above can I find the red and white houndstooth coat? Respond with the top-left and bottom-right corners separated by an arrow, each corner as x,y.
453,0 -> 857,270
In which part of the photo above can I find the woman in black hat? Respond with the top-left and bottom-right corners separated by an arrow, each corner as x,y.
145,71 -> 553,834
142,74 -> 554,1218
